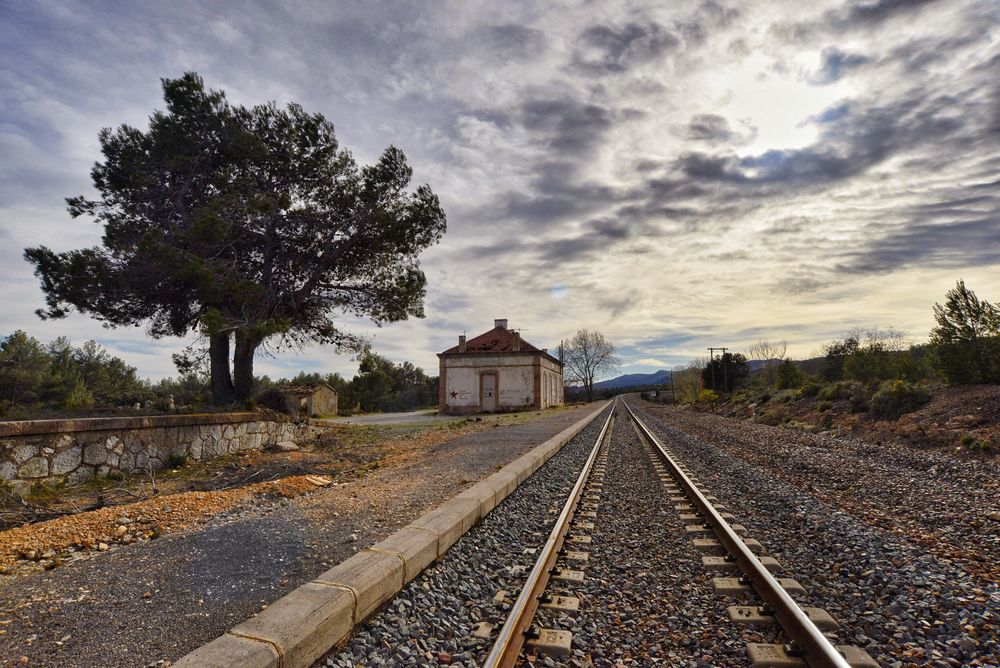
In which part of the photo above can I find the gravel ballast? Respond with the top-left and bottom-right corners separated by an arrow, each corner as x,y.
647,404 -> 1000,584
323,405 -> 614,667
324,398 -> 998,667
633,399 -> 1000,667
535,406 -> 751,667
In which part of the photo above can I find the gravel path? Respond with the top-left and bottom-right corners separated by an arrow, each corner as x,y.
318,409 -> 447,425
645,404 -> 1000,584
323,405 -> 614,667
632,399 -> 1000,667
0,404 -> 600,668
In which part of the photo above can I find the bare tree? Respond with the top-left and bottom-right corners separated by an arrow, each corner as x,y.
747,339 -> 787,387
562,329 -> 619,402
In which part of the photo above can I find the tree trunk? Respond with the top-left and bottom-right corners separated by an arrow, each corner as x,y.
209,332 -> 236,405
233,330 -> 260,402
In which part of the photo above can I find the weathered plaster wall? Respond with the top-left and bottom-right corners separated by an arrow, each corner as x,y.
440,353 -> 565,414
498,365 -> 534,408
541,367 -> 563,409
538,357 -> 564,409
443,366 -> 481,409
0,414 -> 316,494
442,355 -> 535,413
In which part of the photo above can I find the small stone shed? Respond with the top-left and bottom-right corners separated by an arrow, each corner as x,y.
277,384 -> 338,417
438,319 -> 564,415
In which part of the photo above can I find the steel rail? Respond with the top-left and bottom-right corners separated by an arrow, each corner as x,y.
623,399 -> 852,668
482,400 -> 616,668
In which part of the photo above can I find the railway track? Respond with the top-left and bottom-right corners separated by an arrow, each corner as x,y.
480,397 -> 879,668
481,402 -> 614,666
322,398 -> 894,667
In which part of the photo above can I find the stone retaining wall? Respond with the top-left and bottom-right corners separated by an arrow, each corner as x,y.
0,414 -> 315,494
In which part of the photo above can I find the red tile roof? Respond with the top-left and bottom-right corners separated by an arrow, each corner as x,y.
441,326 -> 541,354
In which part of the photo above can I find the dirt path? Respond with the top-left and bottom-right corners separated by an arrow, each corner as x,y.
0,404 -> 599,667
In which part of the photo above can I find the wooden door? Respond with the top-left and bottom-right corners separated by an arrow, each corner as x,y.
481,373 -> 497,412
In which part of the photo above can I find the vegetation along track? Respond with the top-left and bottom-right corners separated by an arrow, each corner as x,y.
325,396 -> 999,666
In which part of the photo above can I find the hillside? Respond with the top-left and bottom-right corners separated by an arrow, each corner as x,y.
594,369 -> 671,390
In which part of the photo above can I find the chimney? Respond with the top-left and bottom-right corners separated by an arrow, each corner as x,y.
512,331 -> 521,352
495,318 -> 508,330
458,335 -> 467,353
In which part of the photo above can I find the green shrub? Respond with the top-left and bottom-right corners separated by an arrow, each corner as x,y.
870,380 -> 931,420
775,359 -> 804,390
849,384 -> 870,413
816,380 -> 846,401
166,453 -> 188,468
961,433 -> 993,452
818,380 -> 866,403
817,400 -> 832,412
819,414 -> 833,430
759,393 -> 771,403
697,389 -> 720,403
773,389 -> 798,403
798,381 -> 821,398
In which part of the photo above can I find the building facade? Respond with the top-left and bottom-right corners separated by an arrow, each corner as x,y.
438,319 -> 564,415
276,384 -> 338,417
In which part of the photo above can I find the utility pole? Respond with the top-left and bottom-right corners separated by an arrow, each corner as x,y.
723,351 -> 729,392
707,347 -> 728,392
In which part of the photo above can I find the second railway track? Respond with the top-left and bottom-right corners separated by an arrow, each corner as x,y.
325,398 -> 881,667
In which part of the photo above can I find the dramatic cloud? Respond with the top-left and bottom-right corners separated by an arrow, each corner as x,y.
681,114 -> 757,144
520,98 -> 616,154
570,21 -> 680,74
1,0 -> 998,381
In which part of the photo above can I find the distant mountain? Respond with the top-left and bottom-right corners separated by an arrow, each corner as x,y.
590,358 -> 824,391
747,359 -> 775,372
594,369 -> 671,390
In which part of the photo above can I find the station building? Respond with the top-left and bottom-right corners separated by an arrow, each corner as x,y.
438,319 -> 564,415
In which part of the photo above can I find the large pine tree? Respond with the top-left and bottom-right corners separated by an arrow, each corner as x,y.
25,73 -> 446,403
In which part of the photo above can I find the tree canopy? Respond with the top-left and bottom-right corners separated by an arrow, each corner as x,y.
930,280 -> 1000,384
25,73 -> 446,403
701,351 -> 748,392
0,331 -> 146,415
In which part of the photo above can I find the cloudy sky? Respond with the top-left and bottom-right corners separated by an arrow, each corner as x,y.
1,0 -> 998,381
